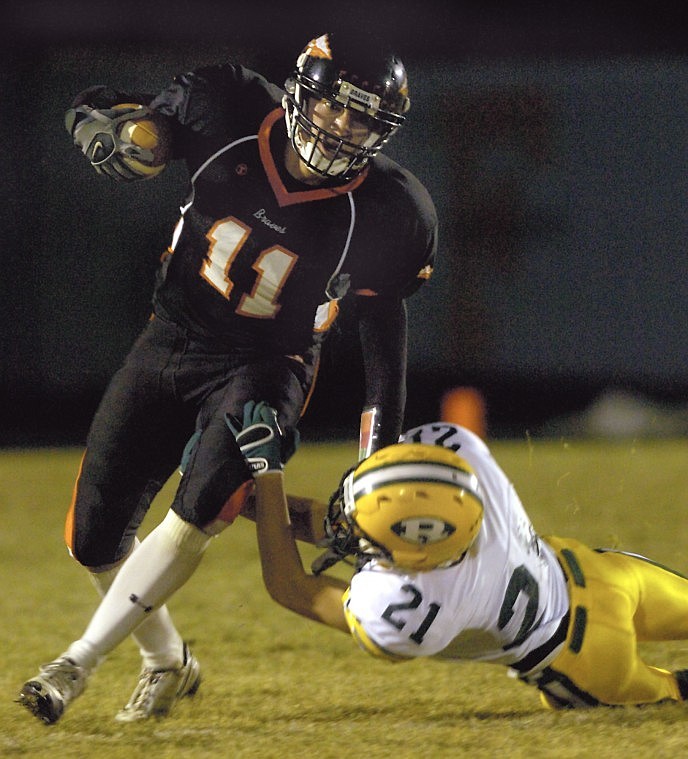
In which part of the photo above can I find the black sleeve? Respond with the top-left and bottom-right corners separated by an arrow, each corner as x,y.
356,296 -> 408,448
149,64 -> 283,143
348,157 -> 438,301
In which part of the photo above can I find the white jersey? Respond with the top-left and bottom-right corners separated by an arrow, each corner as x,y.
345,423 -> 570,669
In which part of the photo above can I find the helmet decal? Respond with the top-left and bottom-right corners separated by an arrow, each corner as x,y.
304,34 -> 333,60
391,517 -> 456,545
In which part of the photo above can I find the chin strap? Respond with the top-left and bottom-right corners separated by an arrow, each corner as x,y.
358,405 -> 382,461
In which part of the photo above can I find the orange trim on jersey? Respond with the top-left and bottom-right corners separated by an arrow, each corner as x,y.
258,109 -> 368,208
216,479 -> 255,525
313,299 -> 340,333
298,350 -> 321,419
353,288 -> 379,296
64,451 -> 86,553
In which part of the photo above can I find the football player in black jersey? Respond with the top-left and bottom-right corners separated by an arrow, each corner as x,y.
18,32 -> 437,725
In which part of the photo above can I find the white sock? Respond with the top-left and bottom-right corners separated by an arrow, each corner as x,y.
66,511 -> 210,670
89,539 -> 185,670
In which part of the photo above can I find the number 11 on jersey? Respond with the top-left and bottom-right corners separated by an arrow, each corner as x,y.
201,216 -> 298,319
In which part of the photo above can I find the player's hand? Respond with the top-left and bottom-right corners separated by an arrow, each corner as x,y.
225,401 -> 299,476
65,104 -> 155,181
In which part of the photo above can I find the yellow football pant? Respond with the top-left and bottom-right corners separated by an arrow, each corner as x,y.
531,536 -> 688,708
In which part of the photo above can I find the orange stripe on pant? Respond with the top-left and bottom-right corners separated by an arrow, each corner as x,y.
64,451 -> 86,555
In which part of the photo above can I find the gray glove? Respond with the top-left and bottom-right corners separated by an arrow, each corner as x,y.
65,104 -> 155,181
225,401 -> 299,475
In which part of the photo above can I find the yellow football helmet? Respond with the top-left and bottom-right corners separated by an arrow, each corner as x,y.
323,443 -> 484,572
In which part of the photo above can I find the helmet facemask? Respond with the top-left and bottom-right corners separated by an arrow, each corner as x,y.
284,81 -> 401,179
315,468 -> 384,572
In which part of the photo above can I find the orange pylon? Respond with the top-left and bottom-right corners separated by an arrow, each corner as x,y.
440,387 -> 487,439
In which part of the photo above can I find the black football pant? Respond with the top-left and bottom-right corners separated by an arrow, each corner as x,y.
65,314 -> 315,567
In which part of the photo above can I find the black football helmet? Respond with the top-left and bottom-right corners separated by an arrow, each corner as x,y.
283,32 -> 410,179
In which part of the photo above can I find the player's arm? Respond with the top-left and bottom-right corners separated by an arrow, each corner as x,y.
356,295 -> 408,459
227,402 -> 350,633
240,492 -> 328,545
254,472 -> 350,633
355,178 -> 437,460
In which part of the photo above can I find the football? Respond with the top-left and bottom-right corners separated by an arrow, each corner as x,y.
113,103 -> 170,178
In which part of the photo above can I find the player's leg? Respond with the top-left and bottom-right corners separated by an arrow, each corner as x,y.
67,318 -> 199,656
18,318 -> 197,724
88,542 -> 186,672
599,550 -> 688,640
597,550 -> 688,701
85,541 -> 203,723
64,356 -> 310,719
94,356 -> 311,646
175,356 -> 310,528
535,539 -> 683,707
585,549 -> 686,703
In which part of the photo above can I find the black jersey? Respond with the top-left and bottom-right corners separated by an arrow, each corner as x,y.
148,64 -> 437,356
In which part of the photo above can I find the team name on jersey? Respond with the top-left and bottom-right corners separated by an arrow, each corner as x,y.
253,208 -> 287,234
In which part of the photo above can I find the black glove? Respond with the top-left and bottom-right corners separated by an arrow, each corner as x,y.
225,401 -> 299,475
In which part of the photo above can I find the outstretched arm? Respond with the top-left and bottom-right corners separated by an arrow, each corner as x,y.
254,472 -> 350,633
226,401 -> 350,633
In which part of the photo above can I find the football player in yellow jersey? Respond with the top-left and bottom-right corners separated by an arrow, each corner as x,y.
241,402 -> 688,710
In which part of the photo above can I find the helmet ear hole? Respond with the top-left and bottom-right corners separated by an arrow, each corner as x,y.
284,77 -> 296,95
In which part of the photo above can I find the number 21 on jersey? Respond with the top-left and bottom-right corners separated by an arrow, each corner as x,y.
200,216 -> 297,319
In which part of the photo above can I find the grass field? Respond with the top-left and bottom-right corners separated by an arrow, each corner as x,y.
2,436 -> 688,758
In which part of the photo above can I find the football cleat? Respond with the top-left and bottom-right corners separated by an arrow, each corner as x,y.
114,643 -> 201,722
17,656 -> 89,724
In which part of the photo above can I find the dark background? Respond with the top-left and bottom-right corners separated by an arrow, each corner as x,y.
2,1 -> 687,445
